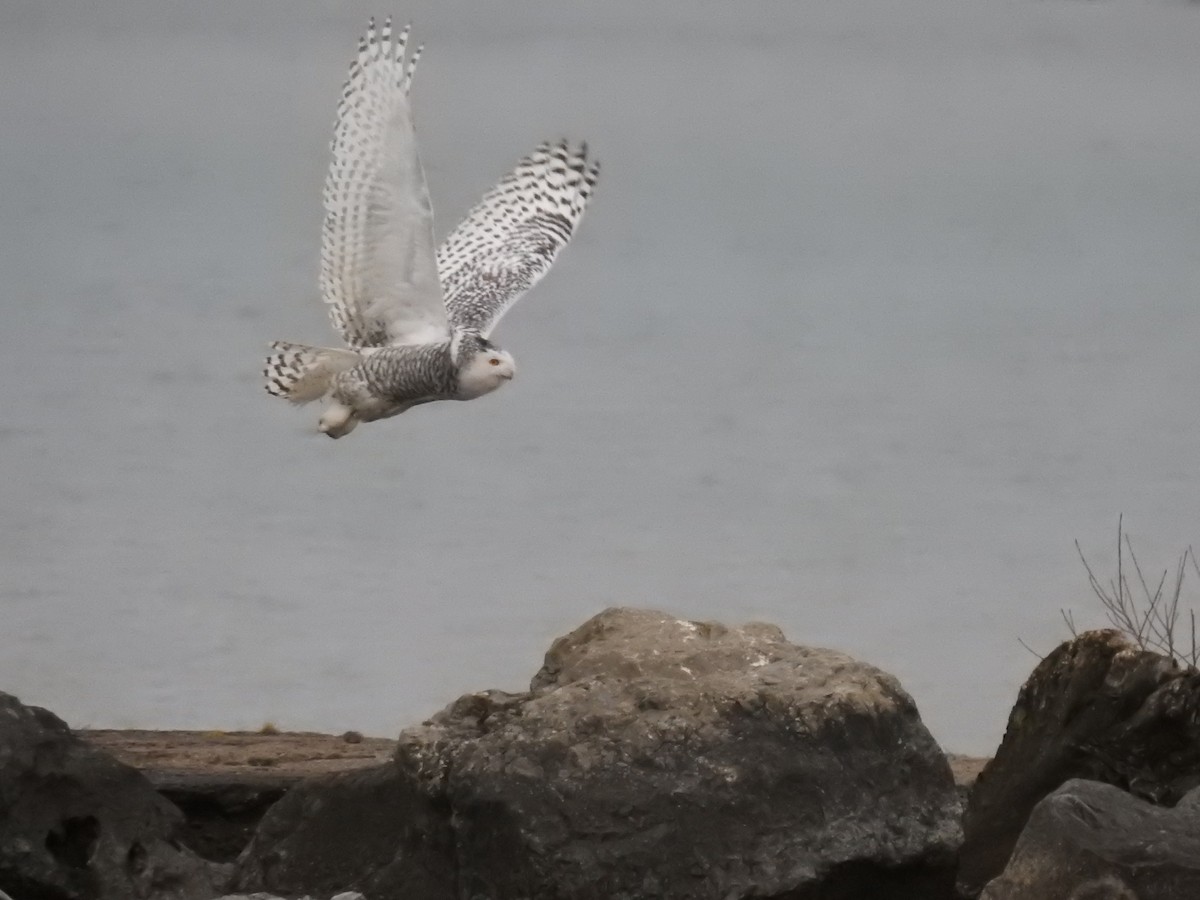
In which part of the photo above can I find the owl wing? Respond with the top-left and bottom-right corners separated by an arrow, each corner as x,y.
438,141 -> 599,338
320,19 -> 449,349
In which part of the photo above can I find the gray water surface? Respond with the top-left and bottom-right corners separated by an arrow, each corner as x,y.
2,0 -> 1199,754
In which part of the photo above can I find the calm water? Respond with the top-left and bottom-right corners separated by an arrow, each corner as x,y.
2,0 -> 1198,754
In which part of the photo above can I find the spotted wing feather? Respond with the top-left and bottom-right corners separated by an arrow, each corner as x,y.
263,341 -> 362,404
321,18 -> 449,349
438,140 -> 598,337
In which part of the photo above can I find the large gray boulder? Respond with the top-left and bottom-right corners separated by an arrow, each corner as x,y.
236,607 -> 961,899
959,630 -> 1200,896
0,691 -> 227,900
981,779 -> 1200,900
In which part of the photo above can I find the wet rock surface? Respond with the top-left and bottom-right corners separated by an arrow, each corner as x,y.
980,779 -> 1200,900
236,607 -> 962,899
959,630 -> 1200,895
0,692 -> 226,900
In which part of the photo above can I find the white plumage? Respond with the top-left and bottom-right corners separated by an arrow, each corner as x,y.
264,17 -> 599,438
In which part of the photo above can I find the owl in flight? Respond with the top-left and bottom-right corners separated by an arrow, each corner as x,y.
264,18 -> 598,437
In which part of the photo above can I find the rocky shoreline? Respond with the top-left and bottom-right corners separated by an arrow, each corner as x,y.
76,730 -> 396,863
4,608 -> 1200,900
79,730 -> 988,868
82,729 -> 990,787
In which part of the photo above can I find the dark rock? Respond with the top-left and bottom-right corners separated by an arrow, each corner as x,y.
236,607 -> 961,899
232,764 -> 454,899
148,772 -> 294,863
959,630 -> 1200,896
76,728 -> 398,865
0,691 -> 227,900
216,892 -> 364,900
980,779 -> 1200,900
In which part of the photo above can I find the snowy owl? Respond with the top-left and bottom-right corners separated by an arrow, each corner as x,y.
263,18 -> 598,438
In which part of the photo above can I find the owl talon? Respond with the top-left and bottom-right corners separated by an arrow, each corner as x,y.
318,404 -> 358,438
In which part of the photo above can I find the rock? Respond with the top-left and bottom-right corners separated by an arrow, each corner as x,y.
231,763 -> 452,898
236,607 -> 961,899
78,728 -> 397,865
949,755 -> 989,810
149,772 -> 294,863
0,691 -> 228,900
959,630 -> 1200,896
980,778 -> 1200,899
214,893 -> 364,900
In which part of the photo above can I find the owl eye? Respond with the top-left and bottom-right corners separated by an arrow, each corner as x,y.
488,358 -> 501,366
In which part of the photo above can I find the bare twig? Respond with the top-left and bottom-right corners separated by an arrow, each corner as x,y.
1017,637 -> 1045,660
1191,607 -> 1198,668
1060,607 -> 1079,638
1065,518 -> 1199,669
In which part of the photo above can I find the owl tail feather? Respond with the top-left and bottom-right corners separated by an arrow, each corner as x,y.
263,341 -> 362,404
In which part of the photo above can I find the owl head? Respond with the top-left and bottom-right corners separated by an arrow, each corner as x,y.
452,330 -> 516,399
